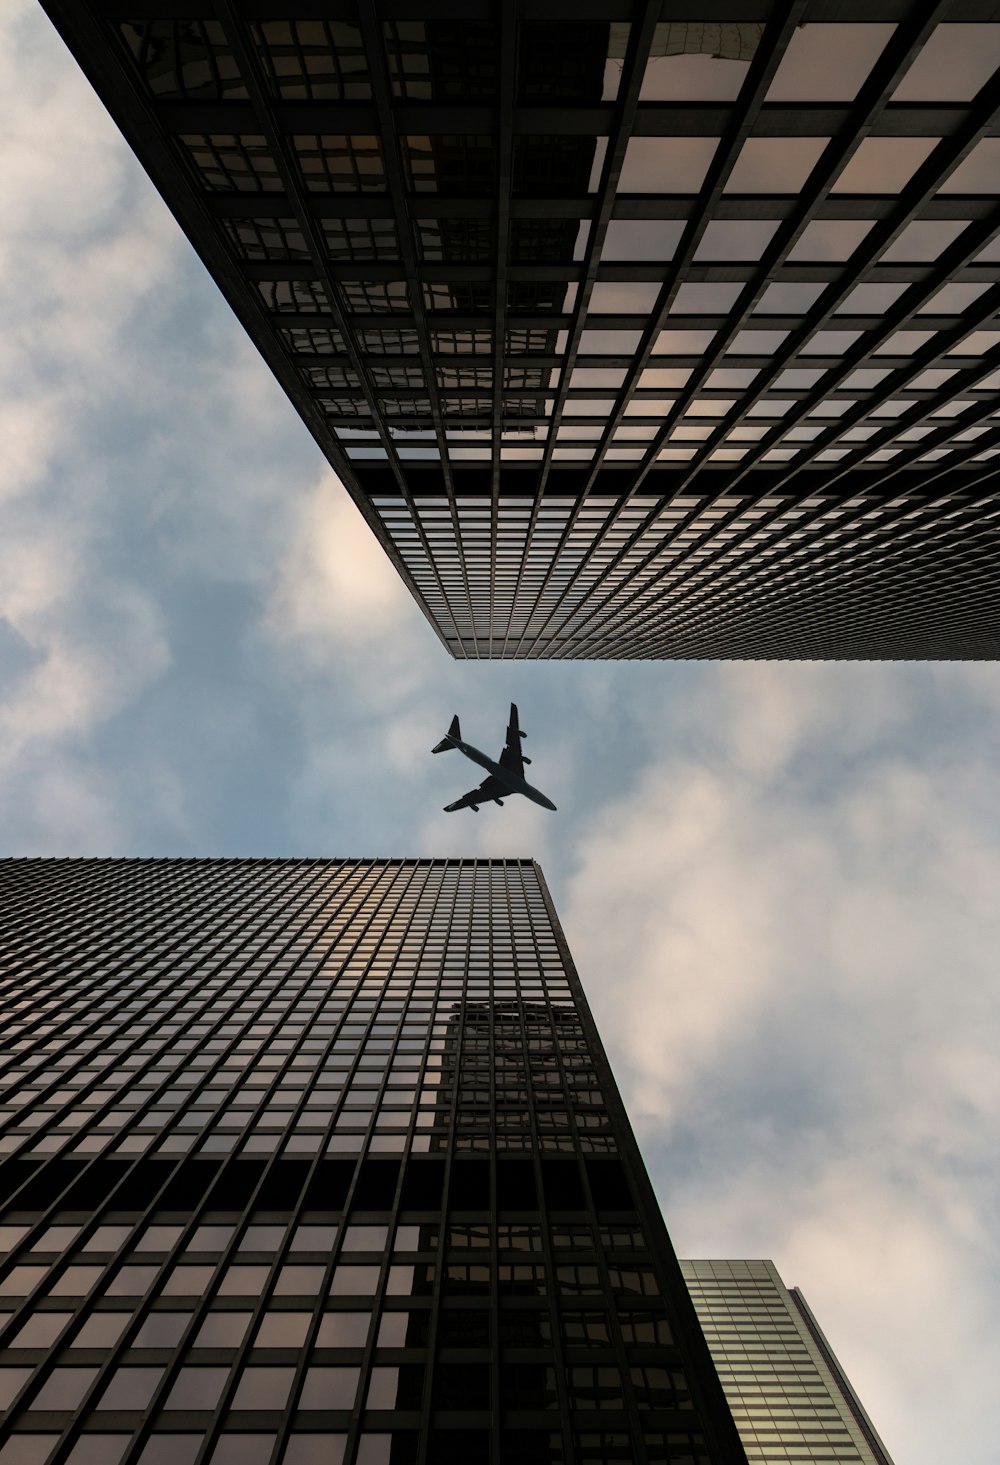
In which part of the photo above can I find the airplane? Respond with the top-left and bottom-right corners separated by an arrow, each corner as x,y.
433,703 -> 557,814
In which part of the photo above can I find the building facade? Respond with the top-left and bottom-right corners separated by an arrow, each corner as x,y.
681,1260 -> 894,1465
39,3 -> 1000,660
0,857 -> 745,1464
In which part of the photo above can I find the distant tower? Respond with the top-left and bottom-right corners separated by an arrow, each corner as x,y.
0,857 -> 746,1464
38,4 -> 1000,658
681,1259 -> 895,1464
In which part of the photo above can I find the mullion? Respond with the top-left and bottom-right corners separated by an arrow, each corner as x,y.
209,2 -> 466,655
355,0 -> 483,659
554,271 -> 1000,652
516,2 -> 948,655
501,4 -> 662,658
584,466 -> 1000,657
511,0 -> 806,658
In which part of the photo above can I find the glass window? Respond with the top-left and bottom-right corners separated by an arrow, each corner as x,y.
601,220 -> 684,262
231,1366 -> 295,1410
65,1438 -> 129,1465
283,1440 -> 347,1465
132,1312 -> 190,1348
291,1225 -> 338,1251
671,283 -> 743,315
695,220 -> 778,260
276,1265 -> 326,1295
641,23 -> 759,101
788,219 -> 874,261
105,1265 -> 159,1296
13,1313 -> 72,1347
193,1312 -> 252,1347
0,1438 -> 61,1464
588,283 -> 662,315
941,139 -> 1000,193
837,283 -> 908,313
316,1311 -> 371,1346
755,283 -> 825,314
918,282 -> 988,314
254,1311 -> 312,1346
164,1367 -> 229,1410
893,24 -> 1000,101
135,1226 -> 183,1252
725,138 -> 827,193
0,1369 -> 32,1409
341,1226 -> 388,1252
71,1313 -> 131,1348
135,1437 -> 203,1465
618,137 -> 717,193
330,1265 -> 380,1295
366,1366 -> 400,1409
30,1367 -> 99,1410
208,1438 -> 275,1465
298,1366 -> 361,1409
218,1265 -> 269,1295
879,218 -> 967,262
96,1367 -> 164,1410
766,24 -> 895,101
832,137 -> 938,193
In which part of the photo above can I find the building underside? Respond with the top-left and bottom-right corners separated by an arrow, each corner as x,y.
40,1 -> 1000,657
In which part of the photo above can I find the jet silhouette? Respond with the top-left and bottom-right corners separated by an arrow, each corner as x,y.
433,703 -> 557,814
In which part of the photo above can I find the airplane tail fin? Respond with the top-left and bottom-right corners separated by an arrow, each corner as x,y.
432,715 -> 461,754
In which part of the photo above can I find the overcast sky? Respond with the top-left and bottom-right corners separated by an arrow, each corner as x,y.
3,5 -> 1000,1460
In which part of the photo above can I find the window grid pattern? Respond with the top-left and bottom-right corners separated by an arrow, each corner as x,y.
681,1261 -> 895,1465
54,5 -> 1000,656
0,858 -> 742,1465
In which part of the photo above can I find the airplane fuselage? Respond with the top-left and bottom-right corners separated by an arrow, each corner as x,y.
450,737 -> 557,811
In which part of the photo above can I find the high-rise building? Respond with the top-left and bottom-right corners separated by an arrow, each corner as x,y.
0,857 -> 745,1465
681,1259 -> 895,1465
39,4 -> 1000,659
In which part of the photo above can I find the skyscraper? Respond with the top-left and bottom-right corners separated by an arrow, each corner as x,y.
681,1259 -> 895,1465
39,5 -> 1000,659
0,857 -> 745,1464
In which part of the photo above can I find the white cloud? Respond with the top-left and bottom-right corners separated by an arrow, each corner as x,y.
267,472 -> 416,652
562,662 -> 1000,1465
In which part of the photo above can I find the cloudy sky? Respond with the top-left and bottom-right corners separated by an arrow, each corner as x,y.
4,4 -> 999,1459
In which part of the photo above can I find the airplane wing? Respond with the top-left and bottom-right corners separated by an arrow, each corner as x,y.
497,702 -> 525,778
444,775 -> 506,813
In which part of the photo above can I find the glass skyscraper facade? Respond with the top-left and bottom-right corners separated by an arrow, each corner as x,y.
0,857 -> 745,1465
681,1260 -> 894,1465
39,3 -> 1000,659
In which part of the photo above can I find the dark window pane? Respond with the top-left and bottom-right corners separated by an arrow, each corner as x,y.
435,1363 -> 490,1410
